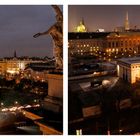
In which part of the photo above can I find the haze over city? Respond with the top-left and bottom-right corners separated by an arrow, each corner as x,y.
0,5 -> 62,58
68,5 -> 140,32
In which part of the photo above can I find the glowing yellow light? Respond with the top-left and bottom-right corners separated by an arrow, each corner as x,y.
117,65 -> 120,76
76,129 -> 82,135
15,101 -> 18,104
119,129 -> 123,132
7,70 -> 16,74
75,21 -> 87,32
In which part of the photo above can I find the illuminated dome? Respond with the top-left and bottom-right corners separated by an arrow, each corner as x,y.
75,20 -> 87,32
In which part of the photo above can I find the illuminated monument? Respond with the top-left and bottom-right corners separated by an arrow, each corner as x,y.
75,19 -> 87,32
33,5 -> 63,113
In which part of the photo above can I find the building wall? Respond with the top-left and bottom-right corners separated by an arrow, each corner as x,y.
106,34 -> 140,57
0,59 -> 48,76
117,63 -> 131,83
47,74 -> 63,98
117,62 -> 140,83
69,32 -> 140,60
69,38 -> 104,56
131,64 -> 140,83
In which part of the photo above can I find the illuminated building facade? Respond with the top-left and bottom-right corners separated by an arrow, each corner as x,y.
106,32 -> 140,59
68,32 -> 109,58
117,57 -> 140,83
69,31 -> 140,61
69,12 -> 140,61
25,63 -> 55,82
0,58 -> 49,79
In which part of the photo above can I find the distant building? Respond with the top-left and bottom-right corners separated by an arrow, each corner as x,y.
0,57 -> 51,80
96,29 -> 105,32
74,19 -> 87,32
114,26 -> 125,32
68,32 -> 109,58
69,12 -> 140,60
25,63 -> 55,82
117,57 -> 140,83
69,31 -> 140,60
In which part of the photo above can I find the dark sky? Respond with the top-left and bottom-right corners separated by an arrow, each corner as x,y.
0,5 -> 62,58
68,5 -> 140,32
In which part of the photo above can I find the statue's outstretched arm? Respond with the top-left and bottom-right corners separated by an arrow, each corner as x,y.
33,24 -> 55,38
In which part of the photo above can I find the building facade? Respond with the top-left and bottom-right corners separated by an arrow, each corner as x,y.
0,58 -> 50,81
69,31 -> 140,61
117,57 -> 140,83
68,32 -> 109,58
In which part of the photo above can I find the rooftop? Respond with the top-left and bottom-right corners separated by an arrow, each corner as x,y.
24,107 -> 63,132
118,57 -> 140,65
107,31 -> 140,38
78,91 -> 100,107
68,32 -> 110,40
69,31 -> 140,40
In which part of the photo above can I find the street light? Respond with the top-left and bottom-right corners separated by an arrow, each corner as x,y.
15,101 -> 18,105
1,102 -> 4,106
119,129 -> 123,135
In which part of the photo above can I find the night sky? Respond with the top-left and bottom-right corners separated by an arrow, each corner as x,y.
68,5 -> 140,32
0,5 -> 62,58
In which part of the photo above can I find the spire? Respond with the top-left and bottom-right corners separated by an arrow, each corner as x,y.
82,17 -> 85,25
125,11 -> 130,31
14,50 -> 17,58
126,11 -> 128,20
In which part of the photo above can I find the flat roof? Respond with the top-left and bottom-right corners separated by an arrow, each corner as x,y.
118,57 -> 140,65
68,32 -> 110,40
78,92 -> 100,107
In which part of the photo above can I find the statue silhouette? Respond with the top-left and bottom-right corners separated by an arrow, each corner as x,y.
33,5 -> 63,69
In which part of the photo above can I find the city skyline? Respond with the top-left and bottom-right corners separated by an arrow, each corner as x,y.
68,5 -> 140,32
0,5 -> 62,58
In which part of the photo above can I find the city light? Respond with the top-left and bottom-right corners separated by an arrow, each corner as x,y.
15,101 -> 18,104
102,80 -> 111,87
1,104 -> 40,112
119,129 -> 123,132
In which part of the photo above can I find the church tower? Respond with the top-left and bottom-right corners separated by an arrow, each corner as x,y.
14,50 -> 17,58
125,11 -> 130,31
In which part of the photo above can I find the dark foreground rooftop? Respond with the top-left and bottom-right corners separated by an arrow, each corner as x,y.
24,107 -> 63,132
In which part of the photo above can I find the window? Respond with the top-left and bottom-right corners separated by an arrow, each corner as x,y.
125,41 -> 127,46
